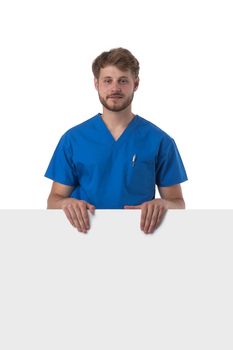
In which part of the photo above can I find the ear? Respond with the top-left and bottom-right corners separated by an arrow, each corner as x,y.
134,77 -> 140,91
94,78 -> 99,90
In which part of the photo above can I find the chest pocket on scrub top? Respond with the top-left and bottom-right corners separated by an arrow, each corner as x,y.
126,155 -> 155,196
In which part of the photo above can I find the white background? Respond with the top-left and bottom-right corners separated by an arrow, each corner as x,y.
0,0 -> 232,209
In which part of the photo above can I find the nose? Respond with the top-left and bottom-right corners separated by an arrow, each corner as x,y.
111,80 -> 121,92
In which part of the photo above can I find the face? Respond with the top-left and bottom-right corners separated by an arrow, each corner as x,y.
94,65 -> 139,112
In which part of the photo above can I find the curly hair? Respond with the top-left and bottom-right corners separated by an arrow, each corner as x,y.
92,48 -> 140,79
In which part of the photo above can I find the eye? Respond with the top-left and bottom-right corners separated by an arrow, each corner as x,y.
104,79 -> 112,84
119,78 -> 128,84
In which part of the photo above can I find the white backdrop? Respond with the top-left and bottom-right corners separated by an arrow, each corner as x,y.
0,0 -> 232,209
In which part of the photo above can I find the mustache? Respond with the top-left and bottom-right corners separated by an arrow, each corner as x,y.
107,94 -> 124,98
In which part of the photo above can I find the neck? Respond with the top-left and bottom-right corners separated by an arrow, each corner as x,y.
101,107 -> 135,129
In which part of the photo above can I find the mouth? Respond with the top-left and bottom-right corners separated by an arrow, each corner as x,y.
108,95 -> 123,99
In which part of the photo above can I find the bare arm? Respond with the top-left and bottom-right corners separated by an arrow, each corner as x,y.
158,184 -> 185,209
47,182 -> 75,208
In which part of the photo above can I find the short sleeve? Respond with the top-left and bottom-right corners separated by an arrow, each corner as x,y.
44,133 -> 79,186
156,137 -> 188,187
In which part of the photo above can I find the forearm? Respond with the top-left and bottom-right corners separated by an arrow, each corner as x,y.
47,194 -> 70,209
162,198 -> 186,209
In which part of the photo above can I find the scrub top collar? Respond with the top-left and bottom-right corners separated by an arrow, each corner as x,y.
96,113 -> 140,146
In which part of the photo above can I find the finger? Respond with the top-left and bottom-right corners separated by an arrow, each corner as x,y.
140,205 -> 148,231
73,203 -> 89,233
154,207 -> 166,230
63,206 -> 77,228
87,203 -> 95,215
79,201 -> 90,230
147,207 -> 160,233
66,205 -> 83,232
143,205 -> 155,234
67,204 -> 86,233
148,206 -> 166,233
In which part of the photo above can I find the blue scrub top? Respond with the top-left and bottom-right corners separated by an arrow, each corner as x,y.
45,114 -> 188,209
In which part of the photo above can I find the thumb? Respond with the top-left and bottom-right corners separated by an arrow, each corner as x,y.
87,203 -> 96,215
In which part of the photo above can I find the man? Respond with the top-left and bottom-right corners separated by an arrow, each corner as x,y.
45,48 -> 188,234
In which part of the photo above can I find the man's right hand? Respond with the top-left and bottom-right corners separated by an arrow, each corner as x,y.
61,198 -> 95,233
47,182 -> 95,233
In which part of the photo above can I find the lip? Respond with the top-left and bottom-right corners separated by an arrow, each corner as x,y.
108,96 -> 123,99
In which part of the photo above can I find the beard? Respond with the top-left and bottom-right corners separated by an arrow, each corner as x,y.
98,92 -> 135,112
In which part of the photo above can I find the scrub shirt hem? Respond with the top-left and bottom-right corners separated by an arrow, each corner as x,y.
157,178 -> 188,187
44,175 -> 77,187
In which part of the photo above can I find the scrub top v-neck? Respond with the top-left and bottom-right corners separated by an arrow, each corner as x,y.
96,113 -> 140,146
44,113 -> 188,209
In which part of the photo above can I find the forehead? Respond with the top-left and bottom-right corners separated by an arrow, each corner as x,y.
99,65 -> 133,79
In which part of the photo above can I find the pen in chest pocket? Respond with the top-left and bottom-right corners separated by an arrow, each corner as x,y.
131,154 -> 137,167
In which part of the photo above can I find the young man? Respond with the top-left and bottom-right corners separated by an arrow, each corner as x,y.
45,48 -> 188,234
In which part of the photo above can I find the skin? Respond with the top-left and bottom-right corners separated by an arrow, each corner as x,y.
47,65 -> 185,234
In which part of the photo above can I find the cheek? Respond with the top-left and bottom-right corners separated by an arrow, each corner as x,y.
98,84 -> 109,93
125,87 -> 135,94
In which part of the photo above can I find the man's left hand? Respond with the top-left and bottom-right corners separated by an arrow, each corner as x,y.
124,199 -> 167,234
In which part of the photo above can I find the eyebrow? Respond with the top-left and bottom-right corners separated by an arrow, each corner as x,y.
102,76 -> 129,79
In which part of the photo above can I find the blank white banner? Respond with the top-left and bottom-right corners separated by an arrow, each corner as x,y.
0,210 -> 233,349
